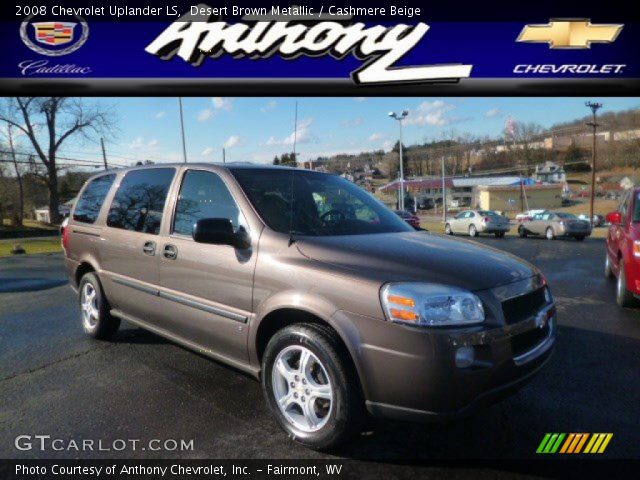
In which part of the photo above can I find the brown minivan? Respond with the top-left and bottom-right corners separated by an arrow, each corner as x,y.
63,164 -> 556,450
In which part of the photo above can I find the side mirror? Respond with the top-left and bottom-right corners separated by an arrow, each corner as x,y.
192,218 -> 251,249
606,211 -> 622,225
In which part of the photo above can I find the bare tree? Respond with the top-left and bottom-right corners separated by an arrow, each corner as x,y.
0,125 -> 25,226
0,97 -> 115,224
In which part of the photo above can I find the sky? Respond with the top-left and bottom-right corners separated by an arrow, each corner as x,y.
25,97 -> 640,168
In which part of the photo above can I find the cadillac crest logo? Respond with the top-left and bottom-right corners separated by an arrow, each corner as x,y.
20,15 -> 89,56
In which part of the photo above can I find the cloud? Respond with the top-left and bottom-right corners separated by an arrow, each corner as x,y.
382,140 -> 394,151
129,137 -> 158,149
223,135 -> 242,148
404,100 -> 470,127
341,117 -> 364,128
266,117 -> 315,146
368,132 -> 384,141
154,111 -> 165,119
201,147 -> 214,156
197,108 -> 214,122
485,107 -> 501,118
260,100 -> 277,113
211,97 -> 232,111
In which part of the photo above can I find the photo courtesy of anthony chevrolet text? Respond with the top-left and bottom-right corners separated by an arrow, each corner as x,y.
0,0 -> 638,479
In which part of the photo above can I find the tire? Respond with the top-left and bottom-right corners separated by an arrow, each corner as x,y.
469,224 -> 478,237
604,253 -> 614,280
495,231 -> 505,238
575,236 -> 585,242
518,226 -> 527,238
444,223 -> 452,235
545,227 -> 555,240
262,323 -> 364,451
78,272 -> 120,340
616,260 -> 637,308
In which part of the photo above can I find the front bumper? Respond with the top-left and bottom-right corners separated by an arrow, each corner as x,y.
332,300 -> 555,422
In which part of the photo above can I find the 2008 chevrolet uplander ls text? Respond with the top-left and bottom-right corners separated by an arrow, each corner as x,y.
62,164 -> 556,450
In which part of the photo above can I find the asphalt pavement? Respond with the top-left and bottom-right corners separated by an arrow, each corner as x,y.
0,237 -> 639,473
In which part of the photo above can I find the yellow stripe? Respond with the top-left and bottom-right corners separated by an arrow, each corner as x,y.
574,433 -> 589,453
559,433 -> 575,453
597,434 -> 613,453
589,434 -> 606,454
583,434 -> 598,453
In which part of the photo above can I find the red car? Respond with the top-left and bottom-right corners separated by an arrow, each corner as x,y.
605,187 -> 640,307
394,210 -> 421,229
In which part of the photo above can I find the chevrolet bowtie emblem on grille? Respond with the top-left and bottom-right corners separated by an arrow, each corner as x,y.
517,19 -> 623,49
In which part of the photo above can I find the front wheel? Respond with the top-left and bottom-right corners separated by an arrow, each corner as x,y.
78,272 -> 120,339
495,231 -> 505,238
262,323 -> 363,451
604,253 -> 614,280
546,227 -> 555,240
444,223 -> 452,235
616,260 -> 637,308
469,224 -> 478,237
518,226 -> 528,238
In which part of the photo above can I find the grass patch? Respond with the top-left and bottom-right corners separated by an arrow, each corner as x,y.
0,238 -> 61,257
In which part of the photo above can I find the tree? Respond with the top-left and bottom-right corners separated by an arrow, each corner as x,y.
272,155 -> 280,165
278,152 -> 298,167
0,124 -> 24,226
0,97 -> 116,224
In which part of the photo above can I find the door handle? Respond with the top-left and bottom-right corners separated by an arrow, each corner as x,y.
163,244 -> 178,260
142,241 -> 156,256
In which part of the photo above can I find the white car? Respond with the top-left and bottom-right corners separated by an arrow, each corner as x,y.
445,210 -> 511,238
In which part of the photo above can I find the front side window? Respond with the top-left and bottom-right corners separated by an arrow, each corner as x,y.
73,174 -> 116,224
173,170 -> 246,236
231,168 -> 412,236
107,168 -> 175,235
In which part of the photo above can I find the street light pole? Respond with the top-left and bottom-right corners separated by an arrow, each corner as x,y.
389,110 -> 409,210
586,101 -> 603,229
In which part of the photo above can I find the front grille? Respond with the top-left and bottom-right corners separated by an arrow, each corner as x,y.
502,287 -> 546,325
511,323 -> 550,358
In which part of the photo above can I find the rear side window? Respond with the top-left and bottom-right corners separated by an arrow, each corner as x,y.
107,168 -> 175,235
73,174 -> 116,224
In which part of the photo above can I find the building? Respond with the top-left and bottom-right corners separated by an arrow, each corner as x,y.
533,161 -> 567,184
34,198 -> 75,223
476,184 -> 563,213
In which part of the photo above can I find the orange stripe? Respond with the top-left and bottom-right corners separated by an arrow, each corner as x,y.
567,434 -> 582,453
559,433 -> 575,453
574,433 -> 589,453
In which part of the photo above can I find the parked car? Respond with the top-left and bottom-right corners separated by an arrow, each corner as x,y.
445,210 -> 511,238
63,164 -> 556,450
518,211 -> 591,241
515,209 -> 546,223
417,196 -> 434,210
394,210 -> 421,229
604,187 -> 640,307
578,214 -> 604,227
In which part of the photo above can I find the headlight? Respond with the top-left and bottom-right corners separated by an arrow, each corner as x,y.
380,283 -> 485,327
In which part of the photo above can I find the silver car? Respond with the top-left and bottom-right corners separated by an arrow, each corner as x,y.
518,211 -> 591,241
445,210 -> 511,238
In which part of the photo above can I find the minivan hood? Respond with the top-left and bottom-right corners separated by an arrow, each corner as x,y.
296,231 -> 537,291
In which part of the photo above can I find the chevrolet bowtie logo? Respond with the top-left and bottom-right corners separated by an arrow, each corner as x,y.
517,19 -> 623,49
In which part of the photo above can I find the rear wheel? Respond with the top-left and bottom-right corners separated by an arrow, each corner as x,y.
518,226 -> 527,238
444,223 -> 452,235
616,260 -> 637,308
545,227 -> 555,240
78,272 -> 120,340
604,253 -> 614,280
262,323 -> 363,451
469,224 -> 478,237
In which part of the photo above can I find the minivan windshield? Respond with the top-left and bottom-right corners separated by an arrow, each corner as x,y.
231,168 -> 413,236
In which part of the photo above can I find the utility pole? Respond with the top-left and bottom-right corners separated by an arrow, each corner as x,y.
100,137 -> 108,170
586,101 -> 603,228
442,156 -> 447,223
388,110 -> 409,210
178,97 -> 188,163
222,147 -> 226,164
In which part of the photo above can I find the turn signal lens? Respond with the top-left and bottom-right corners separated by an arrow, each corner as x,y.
389,308 -> 418,321
387,295 -> 415,307
633,241 -> 640,257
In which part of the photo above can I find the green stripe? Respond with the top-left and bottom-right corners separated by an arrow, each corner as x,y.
537,433 -> 552,453
543,433 -> 559,453
550,433 -> 566,453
